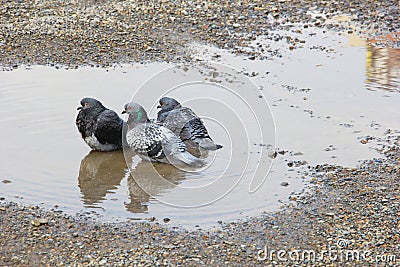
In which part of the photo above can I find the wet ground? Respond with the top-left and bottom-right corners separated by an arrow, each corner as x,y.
1,0 -> 399,68
0,0 -> 400,266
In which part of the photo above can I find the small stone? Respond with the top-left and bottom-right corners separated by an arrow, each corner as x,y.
163,218 -> 170,223
268,151 -> 278,158
223,240 -> 234,245
38,219 -> 48,225
31,218 -> 48,227
31,220 -> 41,227
281,182 -> 289,187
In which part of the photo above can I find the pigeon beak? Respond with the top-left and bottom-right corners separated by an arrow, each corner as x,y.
157,105 -> 161,108
121,110 -> 126,114
77,107 -> 82,110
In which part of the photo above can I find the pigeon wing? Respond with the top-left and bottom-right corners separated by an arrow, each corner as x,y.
93,110 -> 124,146
162,107 -> 198,136
186,118 -> 211,139
127,123 -> 165,158
160,126 -> 187,154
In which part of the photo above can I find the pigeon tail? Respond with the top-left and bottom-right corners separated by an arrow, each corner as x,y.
215,144 -> 223,150
197,138 -> 223,151
173,151 -> 205,167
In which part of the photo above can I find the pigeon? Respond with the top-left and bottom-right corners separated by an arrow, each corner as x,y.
156,97 -> 222,150
76,97 -> 124,151
122,102 -> 204,167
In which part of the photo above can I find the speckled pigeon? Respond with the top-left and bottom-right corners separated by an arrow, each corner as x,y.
157,97 -> 222,150
76,97 -> 124,151
122,102 -> 204,167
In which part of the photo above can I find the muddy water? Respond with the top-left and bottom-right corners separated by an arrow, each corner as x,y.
0,30 -> 399,228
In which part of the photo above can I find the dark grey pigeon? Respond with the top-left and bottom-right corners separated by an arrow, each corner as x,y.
122,102 -> 204,167
76,97 -> 124,151
157,97 -> 222,150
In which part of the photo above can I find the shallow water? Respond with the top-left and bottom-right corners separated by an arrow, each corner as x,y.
0,28 -> 399,228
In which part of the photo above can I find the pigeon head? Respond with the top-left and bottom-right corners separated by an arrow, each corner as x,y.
77,98 -> 104,110
122,102 -> 149,124
157,97 -> 181,111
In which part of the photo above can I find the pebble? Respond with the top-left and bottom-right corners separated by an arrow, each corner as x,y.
31,218 -> 48,227
281,182 -> 289,187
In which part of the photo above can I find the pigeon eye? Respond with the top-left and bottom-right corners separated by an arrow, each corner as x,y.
84,102 -> 89,107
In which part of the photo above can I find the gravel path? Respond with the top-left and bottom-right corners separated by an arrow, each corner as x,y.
1,0 -> 399,266
0,0 -> 398,68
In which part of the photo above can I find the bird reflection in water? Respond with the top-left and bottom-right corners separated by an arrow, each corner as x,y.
78,149 -> 188,213
78,150 -> 127,208
124,152 -> 188,213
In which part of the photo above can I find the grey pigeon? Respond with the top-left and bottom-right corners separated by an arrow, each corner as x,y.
76,97 -> 124,151
122,102 -> 204,167
157,97 -> 222,150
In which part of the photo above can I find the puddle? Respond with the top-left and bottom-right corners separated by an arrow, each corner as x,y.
0,28 -> 399,228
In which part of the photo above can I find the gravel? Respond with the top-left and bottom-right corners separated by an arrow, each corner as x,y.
0,0 -> 399,68
1,0 -> 399,266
